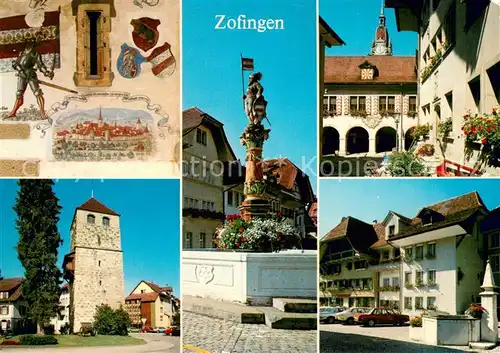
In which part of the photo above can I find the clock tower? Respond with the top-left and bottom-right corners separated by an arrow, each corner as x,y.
370,1 -> 392,56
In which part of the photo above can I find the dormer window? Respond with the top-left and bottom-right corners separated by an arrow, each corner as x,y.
102,217 -> 110,227
388,225 -> 395,236
87,214 -> 95,224
422,214 -> 432,225
359,60 -> 377,80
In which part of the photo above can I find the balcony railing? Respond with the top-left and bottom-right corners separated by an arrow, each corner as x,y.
378,285 -> 400,292
182,208 -> 225,221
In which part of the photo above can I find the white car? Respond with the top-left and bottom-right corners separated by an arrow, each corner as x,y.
320,307 -> 346,324
335,307 -> 370,325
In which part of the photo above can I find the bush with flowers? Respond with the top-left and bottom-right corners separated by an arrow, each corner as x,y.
416,144 -> 435,157
214,213 -> 302,252
462,108 -> 500,167
410,123 -> 432,141
465,303 -> 486,319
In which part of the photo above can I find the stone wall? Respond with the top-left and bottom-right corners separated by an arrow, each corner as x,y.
72,247 -> 124,333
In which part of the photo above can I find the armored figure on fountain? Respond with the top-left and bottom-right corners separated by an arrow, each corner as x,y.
239,72 -> 271,222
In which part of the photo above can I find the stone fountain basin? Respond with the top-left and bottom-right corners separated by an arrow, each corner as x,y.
182,249 -> 317,305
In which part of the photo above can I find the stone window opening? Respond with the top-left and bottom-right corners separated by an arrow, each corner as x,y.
73,0 -> 115,87
98,260 -> 101,267
102,217 -> 110,227
379,96 -> 396,113
99,280 -> 102,286
97,234 -> 101,246
468,76 -> 481,113
196,128 -> 207,146
487,61 -> 500,105
87,214 -> 95,224
199,233 -> 206,248
409,96 -> 417,113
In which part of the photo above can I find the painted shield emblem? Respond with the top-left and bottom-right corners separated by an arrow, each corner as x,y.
130,17 -> 160,52
117,44 -> 146,79
146,42 -> 176,78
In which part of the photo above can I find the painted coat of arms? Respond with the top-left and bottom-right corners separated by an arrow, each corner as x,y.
130,17 -> 160,52
117,44 -> 146,79
147,42 -> 176,78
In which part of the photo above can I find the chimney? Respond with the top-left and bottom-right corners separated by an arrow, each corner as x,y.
373,220 -> 378,224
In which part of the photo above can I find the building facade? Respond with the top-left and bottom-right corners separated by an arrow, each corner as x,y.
0,277 -> 30,334
124,280 -> 178,328
319,217 -> 382,308
223,158 -> 317,249
0,0 -> 179,178
50,284 -> 70,334
182,107 -> 237,249
63,197 -> 124,333
386,0 -> 500,174
322,8 -> 418,158
320,191 -> 491,316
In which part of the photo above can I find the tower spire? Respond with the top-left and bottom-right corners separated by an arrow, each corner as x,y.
91,190 -> 94,198
380,0 -> 384,16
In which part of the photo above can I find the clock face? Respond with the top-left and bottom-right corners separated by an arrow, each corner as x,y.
375,45 -> 386,55
361,69 -> 373,80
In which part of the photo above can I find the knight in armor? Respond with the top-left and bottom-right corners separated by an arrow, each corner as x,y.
243,72 -> 267,124
7,37 -> 54,120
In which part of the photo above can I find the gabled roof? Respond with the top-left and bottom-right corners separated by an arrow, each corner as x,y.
319,16 -> 346,47
76,198 -> 119,216
321,217 -> 380,253
223,158 -> 316,205
182,107 -> 237,161
324,55 -> 417,84
382,210 -> 412,225
370,223 -> 389,248
390,192 -> 487,240
128,280 -> 173,297
0,277 -> 23,302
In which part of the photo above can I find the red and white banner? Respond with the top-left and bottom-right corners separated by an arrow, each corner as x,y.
146,41 -> 176,78
0,10 -> 60,73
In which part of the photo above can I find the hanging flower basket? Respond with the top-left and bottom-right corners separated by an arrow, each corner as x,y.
465,303 -> 486,319
462,108 -> 500,167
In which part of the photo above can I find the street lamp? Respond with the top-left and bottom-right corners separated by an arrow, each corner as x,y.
394,115 -> 400,152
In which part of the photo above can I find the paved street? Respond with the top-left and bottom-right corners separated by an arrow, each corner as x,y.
0,333 -> 179,353
320,324 -> 474,353
183,312 -> 317,353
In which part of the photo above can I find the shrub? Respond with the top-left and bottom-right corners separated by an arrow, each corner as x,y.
387,150 -> 428,177
410,316 -> 422,327
19,335 -> 58,345
93,304 -> 131,336
59,322 -> 70,335
1,340 -> 20,345
172,312 -> 180,326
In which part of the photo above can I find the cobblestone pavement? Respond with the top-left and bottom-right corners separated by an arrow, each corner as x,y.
320,324 -> 475,353
183,312 -> 317,353
0,333 -> 179,353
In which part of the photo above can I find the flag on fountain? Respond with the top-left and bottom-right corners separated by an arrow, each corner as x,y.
0,10 -> 61,73
241,57 -> 254,71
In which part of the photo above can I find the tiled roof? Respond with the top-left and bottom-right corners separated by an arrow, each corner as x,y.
390,192 -> 486,240
0,277 -> 23,302
263,159 -> 298,190
370,223 -> 389,248
321,216 -> 380,254
324,56 -> 417,84
144,281 -> 172,294
183,107 -> 207,132
125,292 -> 158,302
391,212 -> 412,224
77,197 -> 119,216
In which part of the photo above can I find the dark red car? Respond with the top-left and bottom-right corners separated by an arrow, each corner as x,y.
140,326 -> 154,333
165,325 -> 180,336
355,308 -> 409,327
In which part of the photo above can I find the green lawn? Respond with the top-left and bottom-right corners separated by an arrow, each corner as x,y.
2,335 -> 146,348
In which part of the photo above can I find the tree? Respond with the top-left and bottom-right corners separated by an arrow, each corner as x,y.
14,180 -> 63,334
93,304 -> 131,336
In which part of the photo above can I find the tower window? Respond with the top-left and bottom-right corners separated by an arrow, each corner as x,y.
98,260 -> 101,267
87,214 -> 95,224
87,11 -> 101,76
102,217 -> 110,227
99,280 -> 102,286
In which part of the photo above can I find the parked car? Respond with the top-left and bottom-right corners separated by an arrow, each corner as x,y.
335,307 -> 370,325
140,326 -> 154,333
165,325 -> 180,336
154,327 -> 166,333
355,308 -> 409,327
320,307 -> 346,324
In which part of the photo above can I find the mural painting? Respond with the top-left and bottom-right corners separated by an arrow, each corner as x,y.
0,0 -> 179,177
52,107 -> 153,161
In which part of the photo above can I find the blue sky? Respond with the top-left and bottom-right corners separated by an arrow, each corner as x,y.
183,0 -> 317,191
319,179 -> 500,237
0,179 -> 180,296
321,0 -> 418,56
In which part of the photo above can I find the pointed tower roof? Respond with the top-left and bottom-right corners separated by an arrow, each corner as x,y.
76,197 -> 120,216
98,106 -> 103,121
370,1 -> 392,56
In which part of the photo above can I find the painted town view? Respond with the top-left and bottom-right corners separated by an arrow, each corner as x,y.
52,107 -> 154,161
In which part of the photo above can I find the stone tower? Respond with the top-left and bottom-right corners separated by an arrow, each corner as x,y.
370,1 -> 392,56
63,197 -> 124,333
